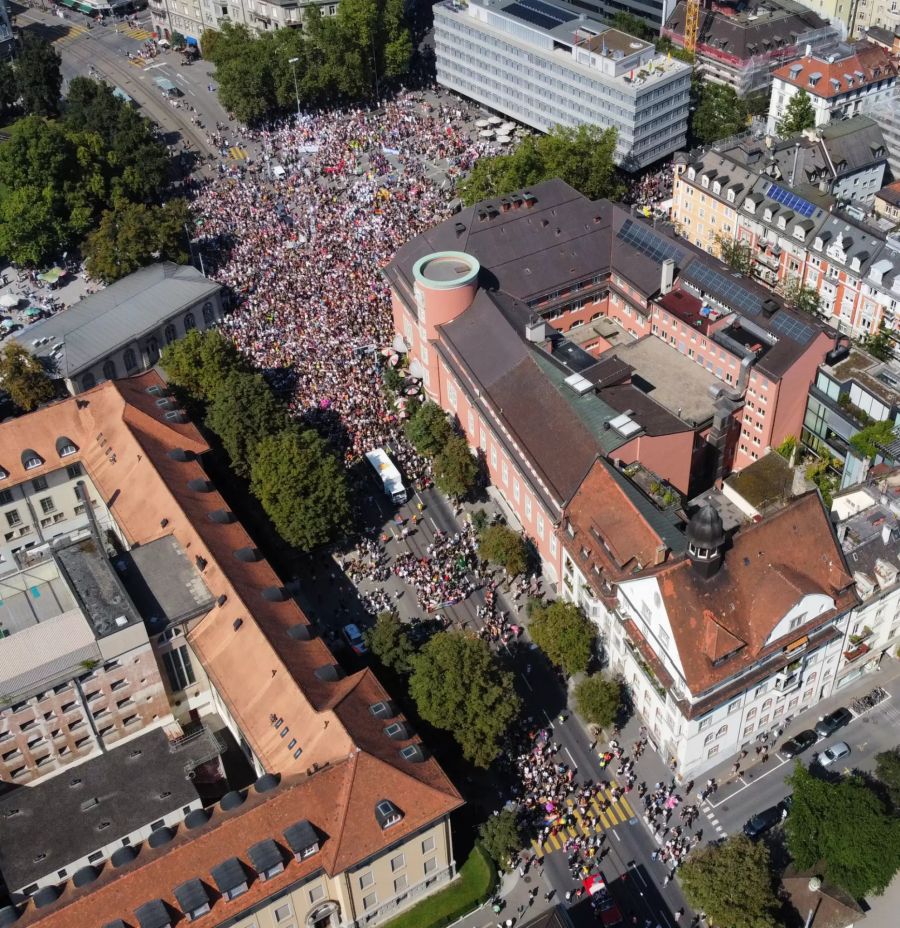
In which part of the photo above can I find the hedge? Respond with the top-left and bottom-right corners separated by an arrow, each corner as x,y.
379,843 -> 497,928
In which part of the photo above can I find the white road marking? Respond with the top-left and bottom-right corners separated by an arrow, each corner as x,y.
429,517 -> 440,531
565,748 -> 576,767
612,828 -> 621,841
632,868 -> 647,887
707,755 -> 788,808
520,673 -> 533,691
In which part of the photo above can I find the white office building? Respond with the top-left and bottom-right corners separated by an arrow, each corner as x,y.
433,0 -> 692,170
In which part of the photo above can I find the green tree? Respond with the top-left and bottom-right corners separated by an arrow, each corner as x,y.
574,674 -> 621,728
679,836 -> 779,928
458,124 -> 625,206
611,12 -> 651,39
206,371 -> 291,476
478,524 -> 528,577
863,324 -> 895,362
364,611 -> 416,676
14,34 -> 62,118
529,600 -> 595,677
715,234 -> 754,276
654,35 -> 694,64
691,82 -> 748,145
805,454 -> 839,507
409,631 -> 521,768
785,763 -> 900,898
404,401 -> 453,458
84,200 -> 191,284
0,342 -> 56,411
479,810 -> 522,871
0,60 -> 17,116
160,329 -> 250,402
875,747 -> 900,812
778,276 -> 820,315
850,419 -> 897,461
777,89 -> 816,137
250,427 -> 352,551
433,434 -> 479,499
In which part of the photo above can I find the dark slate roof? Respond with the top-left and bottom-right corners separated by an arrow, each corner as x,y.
210,857 -> 247,893
0,729 -> 199,892
134,900 -> 171,928
818,117 -> 888,176
247,838 -> 284,873
173,878 -> 209,914
283,819 -> 319,855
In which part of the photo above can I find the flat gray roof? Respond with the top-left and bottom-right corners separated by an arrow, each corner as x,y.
14,264 -> 221,377
609,336 -> 719,427
0,729 -> 200,892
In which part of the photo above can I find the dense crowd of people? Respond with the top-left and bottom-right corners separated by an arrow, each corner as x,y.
193,92 -> 497,464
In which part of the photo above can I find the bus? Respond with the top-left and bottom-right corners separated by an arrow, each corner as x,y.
365,448 -> 407,505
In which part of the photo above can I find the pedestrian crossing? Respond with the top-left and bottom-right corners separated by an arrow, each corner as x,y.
52,25 -> 88,47
229,147 -> 249,160
121,27 -> 155,40
530,787 -> 635,856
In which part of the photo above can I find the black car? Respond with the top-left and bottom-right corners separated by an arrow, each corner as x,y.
815,707 -> 852,738
743,796 -> 792,839
780,729 -> 818,757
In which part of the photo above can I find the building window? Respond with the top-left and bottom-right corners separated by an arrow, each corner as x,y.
391,853 -> 405,872
728,699 -> 741,714
447,381 -> 457,409
39,497 -> 55,514
103,359 -> 117,381
424,857 -> 437,874
66,463 -> 83,479
308,885 -> 325,904
123,348 -> 137,372
707,745 -> 720,758
31,476 -> 48,492
162,646 -> 196,692
394,875 -> 408,894
203,302 -> 215,325
275,904 -> 293,922
536,513 -> 544,539
363,893 -> 378,911
716,725 -> 728,738
704,732 -> 715,745
422,836 -> 436,854
165,324 -> 177,344
0,489 -> 11,505
6,510 -> 20,527
359,872 -> 374,890
184,312 -> 196,332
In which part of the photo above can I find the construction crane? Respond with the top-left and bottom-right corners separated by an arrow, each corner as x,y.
684,0 -> 701,55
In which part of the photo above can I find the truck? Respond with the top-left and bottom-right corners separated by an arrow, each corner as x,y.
365,448 -> 407,505
584,873 -> 623,927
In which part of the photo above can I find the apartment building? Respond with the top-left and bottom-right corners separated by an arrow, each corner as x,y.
0,373 -> 462,928
663,0 -> 840,96
671,138 -> 900,340
853,0 -> 900,39
433,0 -> 692,170
874,180 -> 900,224
802,345 -> 900,486
767,40 -> 898,133
12,263 -> 223,395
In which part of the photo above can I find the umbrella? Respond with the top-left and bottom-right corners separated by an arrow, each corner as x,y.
37,267 -> 65,284
1,318 -> 16,329
475,118 -> 490,128
488,116 -> 502,126
0,293 -> 20,308
25,306 -> 43,317
391,333 -> 408,354
479,129 -> 495,139
496,135 -> 512,145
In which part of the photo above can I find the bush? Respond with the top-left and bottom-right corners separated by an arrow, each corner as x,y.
478,524 -> 528,576
574,674 -> 621,729
379,844 -> 497,928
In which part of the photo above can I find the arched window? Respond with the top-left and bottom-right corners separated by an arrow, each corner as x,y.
716,725 -> 728,739
202,302 -> 215,324
103,359 -> 117,381
704,732 -> 715,745
82,372 -> 96,391
165,324 -> 177,344
146,337 -> 159,364
123,348 -> 137,372
184,312 -> 196,332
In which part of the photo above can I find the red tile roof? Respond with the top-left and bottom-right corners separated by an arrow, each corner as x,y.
772,43 -> 897,98
655,493 -> 857,694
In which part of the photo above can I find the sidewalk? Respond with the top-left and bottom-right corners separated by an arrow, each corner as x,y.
453,866 -> 554,928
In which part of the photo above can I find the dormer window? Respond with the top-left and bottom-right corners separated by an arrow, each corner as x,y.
744,200 -> 755,214
688,168 -> 696,181
778,216 -> 787,230
764,208 -> 773,222
0,467 -> 7,480
283,820 -> 320,861
713,181 -> 721,194
794,226 -> 806,241
56,437 -> 77,458
376,799 -> 402,829
727,189 -> 735,203
21,450 -> 43,470
701,175 -> 710,188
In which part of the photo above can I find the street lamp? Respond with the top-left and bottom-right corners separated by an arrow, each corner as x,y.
288,57 -> 301,120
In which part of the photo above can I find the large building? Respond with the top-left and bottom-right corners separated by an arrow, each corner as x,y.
767,40 -> 898,134
12,264 -> 223,396
387,181 -> 862,775
0,373 -> 462,928
663,0 -> 840,96
433,0 -> 692,170
670,134 -> 900,341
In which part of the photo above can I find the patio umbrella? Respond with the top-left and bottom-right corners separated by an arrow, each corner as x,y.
37,267 -> 65,284
25,306 -> 43,317
0,293 -> 20,308
1,318 -> 16,329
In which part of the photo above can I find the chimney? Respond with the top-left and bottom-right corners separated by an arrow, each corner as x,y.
526,316 -> 548,343
523,192 -> 537,208
654,544 -> 667,566
882,524 -> 895,546
660,258 -> 675,295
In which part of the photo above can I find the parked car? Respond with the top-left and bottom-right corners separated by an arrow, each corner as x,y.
780,729 -> 818,757
743,796 -> 792,839
815,707 -> 852,739
818,741 -> 851,768
341,623 -> 368,656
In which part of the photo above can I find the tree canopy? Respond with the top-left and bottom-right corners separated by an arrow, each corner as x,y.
778,276 -> 820,316
433,435 -> 479,499
250,427 -> 353,551
778,89 -> 816,137
0,342 -> 56,411
84,200 -> 191,284
875,747 -> 900,812
206,370 -> 291,476
574,674 -> 621,729
457,124 -> 626,206
203,0 -> 413,124
478,524 -> 529,577
679,835 -> 779,928
691,82 -> 748,145
479,809 -> 522,871
850,419 -> 897,461
15,34 -> 62,118
159,329 -> 250,402
404,401 -> 453,458
529,600 -> 595,677
785,763 -> 900,898
862,324 -> 895,362
715,235 -> 754,276
365,611 -> 416,676
409,631 -> 521,768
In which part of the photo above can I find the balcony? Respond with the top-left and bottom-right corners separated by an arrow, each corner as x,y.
843,641 -> 871,663
624,637 -> 668,699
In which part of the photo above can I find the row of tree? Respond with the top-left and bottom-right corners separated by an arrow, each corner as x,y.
202,0 -> 412,124
160,330 -> 352,550
680,756 -> 900,928
404,400 -> 479,499
0,33 -> 64,119
0,75 -> 173,267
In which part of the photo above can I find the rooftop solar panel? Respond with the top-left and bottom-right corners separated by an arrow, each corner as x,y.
505,0 -> 575,30
684,262 -> 762,317
769,311 -> 815,345
766,183 -> 816,218
617,218 -> 685,265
